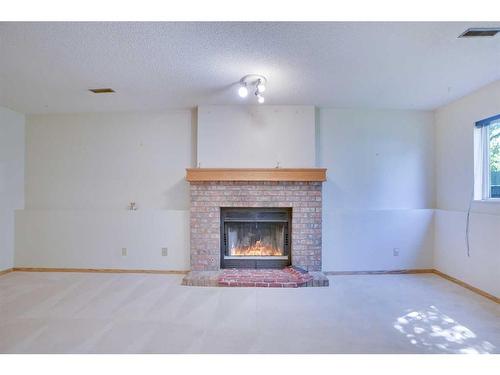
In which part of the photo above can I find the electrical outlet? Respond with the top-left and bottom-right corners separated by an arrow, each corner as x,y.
161,248 -> 168,257
393,248 -> 400,257
122,248 -> 127,256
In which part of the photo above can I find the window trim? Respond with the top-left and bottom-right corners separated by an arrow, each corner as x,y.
474,114 -> 500,201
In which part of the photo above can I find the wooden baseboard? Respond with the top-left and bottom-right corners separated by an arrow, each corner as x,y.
12,267 -> 189,275
324,268 -> 498,304
0,268 -> 13,276
432,269 -> 499,304
324,269 -> 433,275
7,267 -> 498,303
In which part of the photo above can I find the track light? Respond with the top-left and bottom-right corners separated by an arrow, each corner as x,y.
238,84 -> 248,98
238,74 -> 267,104
256,79 -> 266,93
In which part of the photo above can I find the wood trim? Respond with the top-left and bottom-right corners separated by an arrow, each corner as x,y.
324,269 -> 434,275
12,267 -> 189,275
8,268 -> 497,303
186,168 -> 327,182
432,269 -> 499,304
0,268 -> 13,276
324,268 -> 498,304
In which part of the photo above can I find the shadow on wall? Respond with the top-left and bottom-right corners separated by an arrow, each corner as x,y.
393,305 -> 496,354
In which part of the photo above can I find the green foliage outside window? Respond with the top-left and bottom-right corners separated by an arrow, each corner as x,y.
490,121 -> 500,197
490,122 -> 500,172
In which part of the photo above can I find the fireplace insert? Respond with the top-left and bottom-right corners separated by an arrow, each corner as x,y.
220,207 -> 292,269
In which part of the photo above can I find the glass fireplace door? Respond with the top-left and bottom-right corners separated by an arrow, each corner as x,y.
220,207 -> 291,269
225,222 -> 286,257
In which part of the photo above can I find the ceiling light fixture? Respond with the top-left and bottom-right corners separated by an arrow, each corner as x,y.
238,84 -> 249,98
256,79 -> 266,93
238,74 -> 267,104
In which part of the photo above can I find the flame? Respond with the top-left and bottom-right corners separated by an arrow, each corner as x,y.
230,240 -> 283,256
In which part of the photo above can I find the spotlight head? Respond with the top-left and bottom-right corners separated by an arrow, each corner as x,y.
256,80 -> 266,93
238,85 -> 248,98
238,74 -> 267,102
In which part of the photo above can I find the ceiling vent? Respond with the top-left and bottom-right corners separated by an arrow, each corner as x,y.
458,28 -> 500,38
89,88 -> 115,94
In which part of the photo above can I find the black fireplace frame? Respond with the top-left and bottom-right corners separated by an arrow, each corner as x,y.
220,207 -> 292,269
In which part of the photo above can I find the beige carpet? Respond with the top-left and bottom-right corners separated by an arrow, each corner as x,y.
0,272 -> 498,353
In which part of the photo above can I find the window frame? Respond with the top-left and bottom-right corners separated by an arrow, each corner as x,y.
474,114 -> 500,201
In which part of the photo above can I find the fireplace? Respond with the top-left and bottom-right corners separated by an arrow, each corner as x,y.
187,169 -> 326,272
220,207 -> 292,269
183,169 -> 329,287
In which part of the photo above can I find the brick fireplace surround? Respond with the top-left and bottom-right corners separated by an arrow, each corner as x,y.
182,168 -> 329,287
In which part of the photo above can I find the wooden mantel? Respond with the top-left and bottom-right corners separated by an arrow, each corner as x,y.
185,168 -> 327,182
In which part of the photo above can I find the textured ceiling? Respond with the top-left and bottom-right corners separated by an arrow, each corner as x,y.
0,22 -> 500,114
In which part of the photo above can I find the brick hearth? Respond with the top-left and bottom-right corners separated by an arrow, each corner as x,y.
218,268 -> 314,288
182,267 -> 329,288
189,181 -> 323,271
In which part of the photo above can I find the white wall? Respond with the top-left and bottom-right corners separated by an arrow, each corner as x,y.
16,106 -> 438,273
196,105 -> 435,271
197,105 -> 315,168
15,210 -> 189,271
434,210 -> 500,297
318,109 -> 435,271
434,80 -> 500,297
0,106 -> 25,271
15,111 -> 193,271
25,111 -> 194,210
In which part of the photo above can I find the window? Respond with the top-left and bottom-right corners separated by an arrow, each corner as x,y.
475,114 -> 500,200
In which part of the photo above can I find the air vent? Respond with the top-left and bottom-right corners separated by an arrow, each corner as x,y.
458,28 -> 500,38
89,88 -> 115,94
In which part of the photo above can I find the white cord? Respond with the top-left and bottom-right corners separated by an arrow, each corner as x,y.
465,191 -> 473,257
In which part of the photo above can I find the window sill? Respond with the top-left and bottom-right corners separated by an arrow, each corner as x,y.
473,199 -> 500,204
